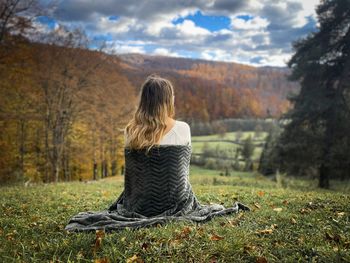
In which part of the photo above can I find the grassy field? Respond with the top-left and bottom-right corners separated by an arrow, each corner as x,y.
191,132 -> 267,160
1,166 -> 349,262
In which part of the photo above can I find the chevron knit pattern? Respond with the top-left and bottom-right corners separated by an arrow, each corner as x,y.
65,145 -> 250,232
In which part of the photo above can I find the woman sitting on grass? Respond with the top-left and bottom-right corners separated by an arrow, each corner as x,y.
65,74 -> 249,232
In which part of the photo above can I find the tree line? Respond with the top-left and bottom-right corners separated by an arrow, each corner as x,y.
0,0 -> 136,183
259,0 -> 350,188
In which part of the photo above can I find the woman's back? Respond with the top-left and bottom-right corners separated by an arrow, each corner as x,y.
125,120 -> 191,147
160,120 -> 191,145
122,145 -> 194,217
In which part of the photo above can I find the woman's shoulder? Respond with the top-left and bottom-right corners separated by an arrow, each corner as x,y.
174,120 -> 190,132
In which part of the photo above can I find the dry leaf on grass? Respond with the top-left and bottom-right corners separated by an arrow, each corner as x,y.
209,256 -> 218,263
257,191 -> 265,197
256,256 -> 268,263
126,255 -> 144,263
273,207 -> 282,212
270,224 -> 278,229
210,234 -> 224,241
336,212 -> 345,217
244,244 -> 256,252
325,232 -> 341,243
93,229 -> 105,253
94,258 -> 109,263
300,208 -> 311,214
256,229 -> 273,235
176,226 -> 192,239
141,242 -> 149,250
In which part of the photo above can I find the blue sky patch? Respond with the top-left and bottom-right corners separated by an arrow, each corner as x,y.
36,16 -> 57,29
109,15 -> 119,21
172,11 -> 231,32
236,15 -> 254,21
92,34 -> 114,42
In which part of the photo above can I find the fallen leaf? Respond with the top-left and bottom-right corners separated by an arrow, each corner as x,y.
182,226 -> 192,236
176,226 -> 192,239
197,226 -> 205,235
257,191 -> 265,197
209,256 -> 218,263
254,203 -> 261,209
5,232 -> 15,241
94,258 -> 109,263
298,236 -> 304,244
169,239 -> 181,247
256,256 -> 268,263
282,200 -> 289,205
141,242 -> 149,250
273,207 -> 282,212
291,218 -> 297,224
300,208 -> 311,214
210,234 -> 224,241
325,232 -> 341,243
244,244 -> 256,252
256,229 -> 273,235
126,255 -> 144,263
344,241 -> 350,249
96,229 -> 105,239
94,229 -> 105,253
101,191 -> 110,198
336,212 -> 345,217
270,224 -> 278,229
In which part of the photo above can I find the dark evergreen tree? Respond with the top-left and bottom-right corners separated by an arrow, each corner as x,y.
258,124 -> 281,175
278,0 -> 350,188
241,136 -> 255,171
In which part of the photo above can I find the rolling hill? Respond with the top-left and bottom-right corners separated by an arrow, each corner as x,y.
117,53 -> 300,121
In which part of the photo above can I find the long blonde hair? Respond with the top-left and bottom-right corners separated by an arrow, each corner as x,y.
125,74 -> 175,151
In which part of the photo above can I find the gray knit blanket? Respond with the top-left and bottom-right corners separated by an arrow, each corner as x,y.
65,145 -> 249,232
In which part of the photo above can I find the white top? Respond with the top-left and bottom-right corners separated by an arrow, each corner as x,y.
124,120 -> 191,146
160,120 -> 191,145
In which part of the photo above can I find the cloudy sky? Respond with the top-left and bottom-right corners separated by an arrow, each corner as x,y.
37,0 -> 321,67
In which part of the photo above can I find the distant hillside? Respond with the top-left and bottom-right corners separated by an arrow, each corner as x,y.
118,53 -> 300,121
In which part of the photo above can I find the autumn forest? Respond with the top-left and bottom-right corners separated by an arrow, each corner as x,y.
0,1 -> 298,184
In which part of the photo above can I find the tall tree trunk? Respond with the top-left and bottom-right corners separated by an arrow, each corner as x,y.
92,129 -> 98,180
44,105 -> 50,183
62,140 -> 70,181
319,96 -> 335,189
100,137 -> 104,178
319,58 -> 350,188
35,127 -> 41,179
18,119 -> 26,180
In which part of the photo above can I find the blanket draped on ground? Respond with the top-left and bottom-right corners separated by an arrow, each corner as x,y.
65,145 -> 250,232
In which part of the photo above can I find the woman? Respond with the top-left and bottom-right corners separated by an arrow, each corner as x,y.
65,75 -> 249,232
124,74 -> 191,150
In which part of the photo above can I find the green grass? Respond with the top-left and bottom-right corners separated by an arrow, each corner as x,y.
191,132 -> 266,161
1,166 -> 349,262
192,132 -> 267,142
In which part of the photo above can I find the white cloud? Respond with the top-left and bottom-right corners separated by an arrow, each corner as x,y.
48,0 -> 321,66
231,15 -> 269,30
152,48 -> 179,57
201,49 -> 234,62
106,42 -> 146,54
174,20 -> 211,37
97,16 -> 142,34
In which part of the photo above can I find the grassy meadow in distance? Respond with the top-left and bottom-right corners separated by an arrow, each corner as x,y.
191,131 -> 267,164
1,163 -> 349,262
